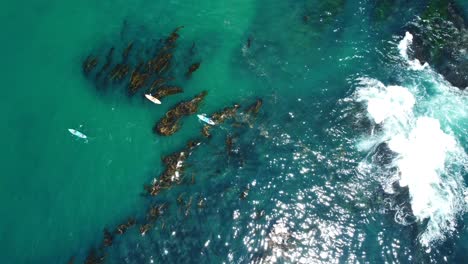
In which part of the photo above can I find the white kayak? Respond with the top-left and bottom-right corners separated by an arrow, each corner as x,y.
145,94 -> 162,105
197,114 -> 216,125
68,129 -> 87,139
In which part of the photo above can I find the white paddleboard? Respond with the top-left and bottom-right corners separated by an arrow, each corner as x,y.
197,114 -> 216,125
145,94 -> 162,105
68,129 -> 87,139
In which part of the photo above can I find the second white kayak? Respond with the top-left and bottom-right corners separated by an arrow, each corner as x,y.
197,114 -> 216,125
145,94 -> 162,105
68,129 -> 87,139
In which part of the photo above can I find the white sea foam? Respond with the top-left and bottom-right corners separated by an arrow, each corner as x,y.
355,77 -> 467,247
355,79 -> 415,126
353,32 -> 468,247
398,31 -> 429,71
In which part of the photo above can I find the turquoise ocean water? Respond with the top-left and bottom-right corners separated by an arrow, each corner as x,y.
0,0 -> 467,263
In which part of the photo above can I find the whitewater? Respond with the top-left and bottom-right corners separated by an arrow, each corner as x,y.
354,32 -> 468,248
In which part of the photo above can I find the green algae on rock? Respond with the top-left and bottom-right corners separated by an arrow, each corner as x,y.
409,0 -> 468,89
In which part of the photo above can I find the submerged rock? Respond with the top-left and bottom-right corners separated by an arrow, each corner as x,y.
129,70 -> 149,93
152,86 -> 183,100
155,91 -> 207,136
102,229 -> 113,247
199,104 -> 241,137
84,248 -> 105,264
83,55 -> 98,75
186,62 -> 201,77
145,139 -> 201,196
95,47 -> 114,80
303,0 -> 346,30
245,98 -> 263,115
82,25 -> 190,96
115,218 -> 136,235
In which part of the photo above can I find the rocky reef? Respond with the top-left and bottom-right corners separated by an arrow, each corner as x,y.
408,0 -> 468,89
81,25 -> 196,99
155,91 -> 208,136
200,104 -> 241,138
74,21 -> 270,264
144,139 -> 201,196
68,95 -> 264,262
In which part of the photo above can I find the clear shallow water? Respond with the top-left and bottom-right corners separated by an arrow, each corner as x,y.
0,0 -> 467,263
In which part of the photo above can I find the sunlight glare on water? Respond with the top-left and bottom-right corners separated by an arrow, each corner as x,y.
0,0 -> 467,263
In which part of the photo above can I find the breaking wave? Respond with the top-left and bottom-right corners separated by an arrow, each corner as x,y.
354,32 -> 468,247
397,31 -> 428,71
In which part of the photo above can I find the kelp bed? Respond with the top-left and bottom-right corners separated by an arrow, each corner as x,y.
72,25 -> 263,264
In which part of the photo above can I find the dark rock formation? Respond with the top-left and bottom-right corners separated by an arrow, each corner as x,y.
199,104 -> 241,137
82,25 -> 193,99
186,62 -> 201,77
155,91 -> 207,136
152,86 -> 183,100
245,99 -> 263,116
145,139 -> 201,196
408,0 -> 468,89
